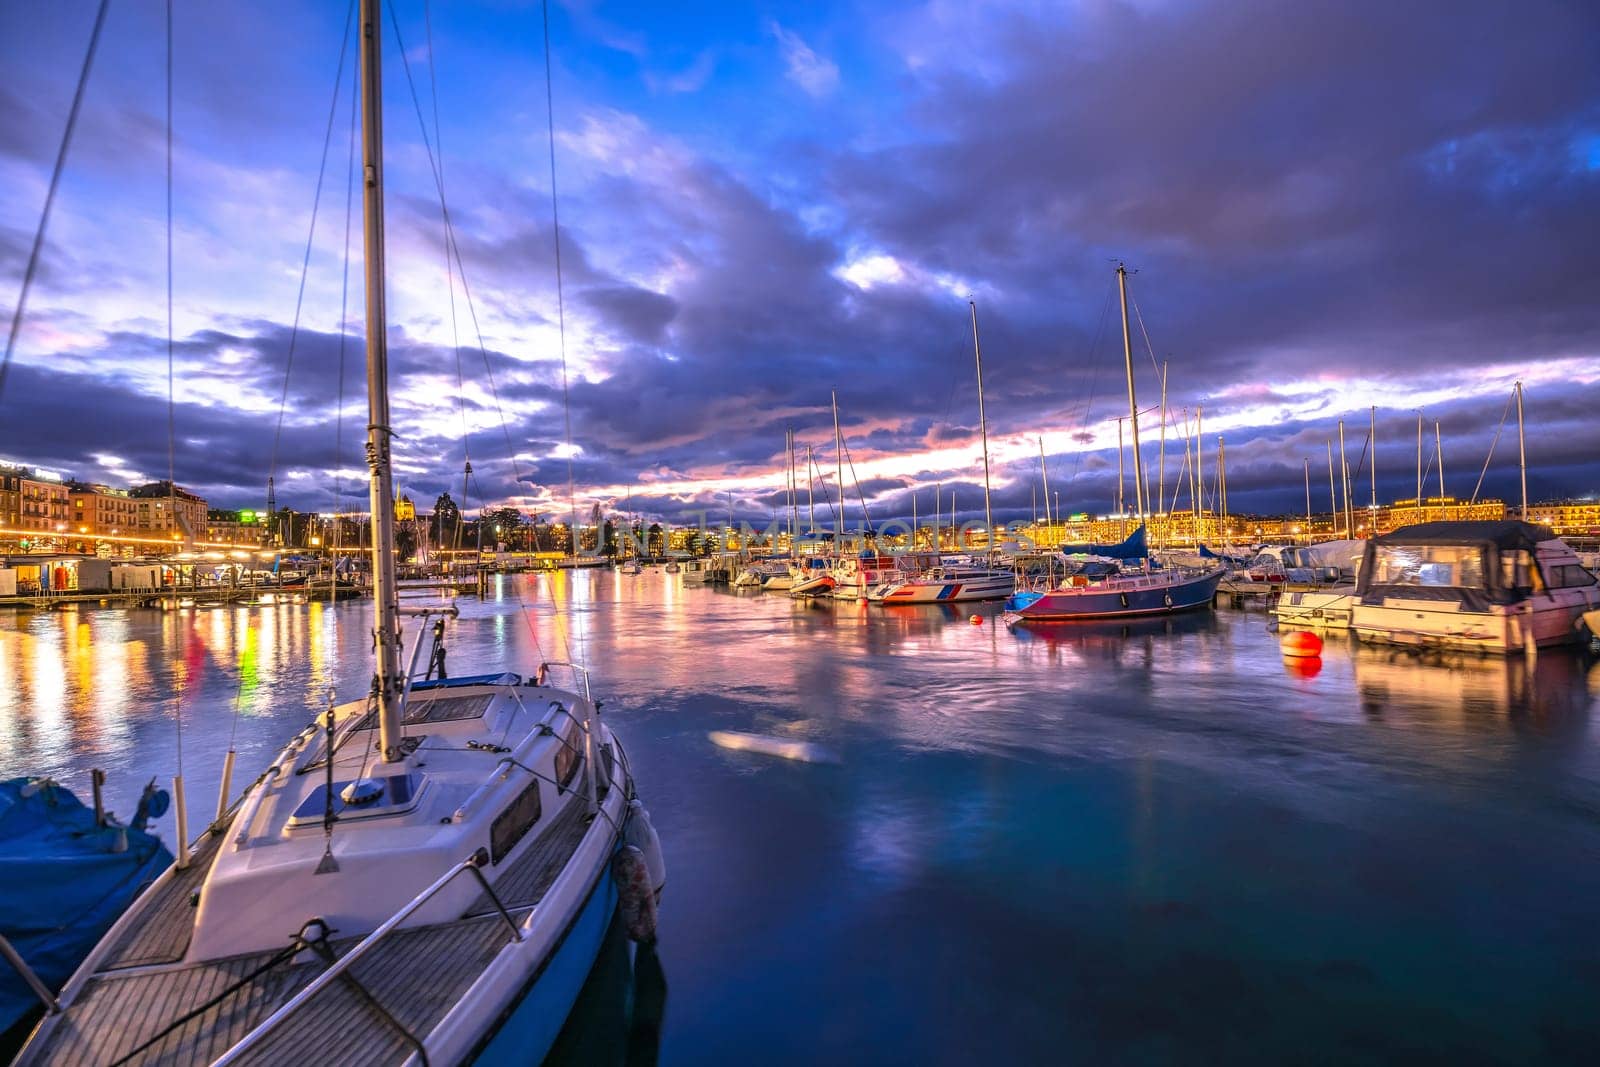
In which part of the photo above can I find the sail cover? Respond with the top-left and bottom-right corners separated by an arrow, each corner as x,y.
1056,525 -> 1148,561
1,779 -> 172,1035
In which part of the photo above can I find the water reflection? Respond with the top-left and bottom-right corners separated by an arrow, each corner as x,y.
2,574 -> 1599,1062
546,914 -> 668,1067
1352,643 -> 1591,739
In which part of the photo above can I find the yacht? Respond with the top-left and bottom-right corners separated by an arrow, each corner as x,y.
1349,520 -> 1600,653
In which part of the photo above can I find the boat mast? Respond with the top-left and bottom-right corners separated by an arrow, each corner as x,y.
1303,458 -> 1312,545
969,301 -> 994,550
1326,441 -> 1336,538
935,481 -> 941,552
1194,406 -> 1203,545
1157,360 -> 1167,544
1218,436 -> 1228,547
1338,419 -> 1351,538
1038,436 -> 1052,538
831,391 -> 844,551
1416,411 -> 1423,511
1435,420 -> 1445,517
1116,417 -> 1126,528
1116,265 -> 1148,525
1369,406 -> 1377,515
1515,380 -> 1527,518
358,0 -> 404,763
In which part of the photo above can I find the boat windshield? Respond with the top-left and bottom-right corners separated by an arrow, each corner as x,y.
1370,544 -> 1485,589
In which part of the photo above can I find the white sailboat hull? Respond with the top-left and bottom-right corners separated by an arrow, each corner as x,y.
870,571 -> 1015,603
18,679 -> 643,1066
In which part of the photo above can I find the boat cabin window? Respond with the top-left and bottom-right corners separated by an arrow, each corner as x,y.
1545,562 -> 1598,589
1498,550 -> 1540,595
490,778 -> 542,865
1370,545 -> 1485,589
554,719 -> 583,793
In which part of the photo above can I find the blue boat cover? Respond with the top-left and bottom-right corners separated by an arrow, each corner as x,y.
1,779 -> 172,1034
1057,525 -> 1148,561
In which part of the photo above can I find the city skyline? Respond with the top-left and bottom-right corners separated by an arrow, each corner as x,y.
3,1 -> 1598,527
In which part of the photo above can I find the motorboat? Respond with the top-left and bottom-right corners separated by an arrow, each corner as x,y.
1273,589 -> 1357,630
828,551 -> 903,601
1349,520 -> 1600,653
733,560 -> 789,589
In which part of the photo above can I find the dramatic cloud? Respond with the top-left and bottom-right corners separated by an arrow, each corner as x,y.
2,0 -> 1597,527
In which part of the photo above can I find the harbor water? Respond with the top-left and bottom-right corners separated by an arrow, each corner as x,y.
3,572 -> 1599,1064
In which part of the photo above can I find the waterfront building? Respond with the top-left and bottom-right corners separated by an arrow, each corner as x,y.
1524,499 -> 1600,537
206,507 -> 267,547
129,480 -> 208,542
68,482 -> 139,538
18,474 -> 70,546
0,466 -> 21,531
1380,496 -> 1506,528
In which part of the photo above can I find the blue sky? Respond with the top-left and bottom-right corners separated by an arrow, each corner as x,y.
3,0 -> 1598,526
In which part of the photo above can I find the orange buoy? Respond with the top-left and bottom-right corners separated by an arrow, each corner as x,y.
1280,630 -> 1324,658
969,615 -> 982,625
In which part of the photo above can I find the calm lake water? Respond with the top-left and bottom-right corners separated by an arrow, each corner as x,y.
3,572 -> 1599,1064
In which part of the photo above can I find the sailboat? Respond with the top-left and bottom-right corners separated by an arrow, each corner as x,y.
17,5 -> 662,1063
872,303 -> 1016,605
1003,267 -> 1223,626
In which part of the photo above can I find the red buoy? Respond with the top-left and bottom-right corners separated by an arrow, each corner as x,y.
1284,655 -> 1323,679
969,615 -> 983,625
1280,630 -> 1324,658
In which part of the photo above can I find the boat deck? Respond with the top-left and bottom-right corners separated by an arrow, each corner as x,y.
22,793 -> 595,1066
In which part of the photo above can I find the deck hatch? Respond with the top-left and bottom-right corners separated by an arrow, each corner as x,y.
402,692 -> 494,724
288,772 -> 428,826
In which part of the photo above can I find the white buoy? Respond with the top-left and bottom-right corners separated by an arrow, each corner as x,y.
708,730 -> 839,764
624,799 -> 667,896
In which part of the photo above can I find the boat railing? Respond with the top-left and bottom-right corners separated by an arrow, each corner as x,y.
210,847 -> 523,1067
532,661 -> 601,813
232,724 -> 320,849
533,660 -> 593,704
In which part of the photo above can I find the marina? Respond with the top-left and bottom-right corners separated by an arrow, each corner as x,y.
4,572 -> 1600,1061
4,0 -> 1600,1062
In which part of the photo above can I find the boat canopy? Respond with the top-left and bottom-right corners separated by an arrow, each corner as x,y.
1356,520 -> 1560,607
1368,520 -> 1556,551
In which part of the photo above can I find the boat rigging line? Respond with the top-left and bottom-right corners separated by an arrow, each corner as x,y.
0,0 -> 111,404
424,0 -> 474,522
163,0 -> 191,868
266,0 -> 357,519
1063,277 -> 1115,495
1470,383 -> 1518,506
384,0 -> 532,509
